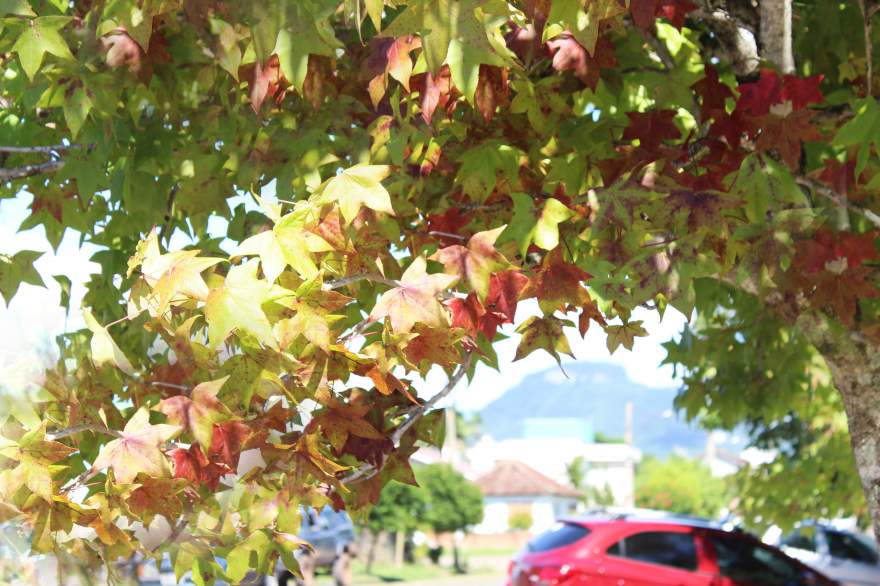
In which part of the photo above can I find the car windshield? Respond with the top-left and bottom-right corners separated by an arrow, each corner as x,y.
526,523 -> 591,553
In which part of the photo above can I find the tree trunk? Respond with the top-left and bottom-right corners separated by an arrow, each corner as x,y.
394,530 -> 405,567
760,0 -> 794,73
366,531 -> 379,574
800,314 -> 880,537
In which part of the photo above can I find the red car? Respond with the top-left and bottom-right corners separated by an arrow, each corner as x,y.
507,512 -> 839,586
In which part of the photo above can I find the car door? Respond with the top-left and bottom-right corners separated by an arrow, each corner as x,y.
822,528 -> 880,586
703,531 -> 826,586
594,529 -> 715,586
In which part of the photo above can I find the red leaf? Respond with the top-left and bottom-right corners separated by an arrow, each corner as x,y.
622,109 -> 680,152
412,66 -> 455,125
170,444 -> 231,491
427,208 -> 470,245
448,293 -> 487,338
755,109 -> 822,167
656,0 -> 697,28
239,54 -> 289,114
485,270 -> 530,323
818,159 -> 856,197
736,70 -> 782,116
781,74 -> 824,110
630,0 -> 657,30
474,65 -> 509,123
546,35 -> 616,90
692,65 -> 734,119
209,420 -> 250,469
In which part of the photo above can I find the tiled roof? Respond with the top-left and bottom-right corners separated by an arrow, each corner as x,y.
475,460 -> 581,498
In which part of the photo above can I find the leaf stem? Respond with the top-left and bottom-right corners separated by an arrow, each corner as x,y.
48,424 -> 123,440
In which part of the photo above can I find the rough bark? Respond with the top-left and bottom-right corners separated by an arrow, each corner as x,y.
799,313 -> 880,538
759,0 -> 795,73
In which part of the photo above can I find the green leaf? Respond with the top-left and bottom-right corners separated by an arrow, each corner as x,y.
83,308 -> 135,375
63,85 -> 92,139
53,274 -> 71,312
312,165 -> 395,224
0,0 -> 35,17
833,97 -> 880,176
533,198 -> 573,250
11,16 -> 74,80
204,259 -> 280,350
0,250 -> 45,304
605,320 -> 648,353
513,315 -> 574,365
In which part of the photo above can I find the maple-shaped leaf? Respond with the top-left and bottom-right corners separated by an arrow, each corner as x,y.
11,15 -> 74,80
135,234 -> 223,313
276,300 -> 344,352
365,35 -> 421,108
544,0 -> 625,56
315,409 -> 384,452
474,64 -> 509,123
833,98 -> 880,175
576,294 -> 607,337
158,377 -> 230,451
692,65 -> 734,119
239,54 -> 289,113
127,476 -> 185,521
169,444 -> 231,491
448,292 -> 489,339
533,198 -> 574,250
381,0 -> 516,102
793,229 -> 879,273
622,109 -> 680,152
485,269 -> 530,323
755,109 -> 823,167
431,227 -> 509,299
204,259 -> 279,350
529,249 -> 591,313
403,324 -> 461,375
369,256 -> 459,333
209,420 -> 251,469
234,207 -> 333,282
92,408 -> 180,484
311,165 -> 395,225
546,35 -> 616,91
427,207 -> 470,245
605,320 -> 648,353
780,74 -> 824,110
514,315 -> 574,365
736,69 -> 782,116
83,308 -> 135,375
807,267 -> 879,326
0,249 -> 45,304
412,66 -> 459,124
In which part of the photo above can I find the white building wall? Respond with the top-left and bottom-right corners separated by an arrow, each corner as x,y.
473,495 -> 579,535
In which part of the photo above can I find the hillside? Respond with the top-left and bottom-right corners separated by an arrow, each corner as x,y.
478,363 -> 710,456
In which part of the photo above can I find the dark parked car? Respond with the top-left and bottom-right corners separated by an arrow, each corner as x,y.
276,506 -> 356,586
507,510 -> 839,585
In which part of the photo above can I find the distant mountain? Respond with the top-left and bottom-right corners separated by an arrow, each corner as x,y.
478,362 -> 710,457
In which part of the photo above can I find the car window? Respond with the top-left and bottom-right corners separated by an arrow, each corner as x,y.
607,531 -> 698,571
780,526 -> 818,552
527,522 -> 591,553
709,534 -> 804,586
826,530 -> 879,564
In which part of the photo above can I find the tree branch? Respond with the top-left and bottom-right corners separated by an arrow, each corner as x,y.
340,352 -> 474,484
0,160 -> 65,181
0,144 -> 88,155
48,423 -> 123,440
858,0 -> 874,96
796,176 -> 880,229
324,274 -> 399,290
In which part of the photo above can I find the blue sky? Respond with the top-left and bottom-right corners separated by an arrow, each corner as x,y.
0,192 -> 688,410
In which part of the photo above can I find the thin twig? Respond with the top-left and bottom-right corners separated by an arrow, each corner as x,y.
858,0 -> 874,96
324,274 -> 399,290
340,352 -> 473,484
0,144 -> 88,155
151,381 -> 190,392
796,176 -> 880,229
428,231 -> 467,241
0,160 -> 65,181
48,423 -> 123,440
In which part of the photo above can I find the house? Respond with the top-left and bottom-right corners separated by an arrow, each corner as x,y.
467,433 -> 642,507
473,460 -> 581,535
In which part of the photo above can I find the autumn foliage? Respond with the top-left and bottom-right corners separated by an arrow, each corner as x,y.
2,0 -> 880,581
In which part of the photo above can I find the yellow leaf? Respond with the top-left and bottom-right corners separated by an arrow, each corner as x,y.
83,308 -> 135,375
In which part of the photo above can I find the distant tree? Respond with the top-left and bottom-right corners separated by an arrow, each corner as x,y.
417,464 -> 484,573
365,481 -> 426,572
594,431 -> 625,444
509,511 -> 533,532
635,456 -> 730,518
566,456 -> 616,507
455,410 -> 483,446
